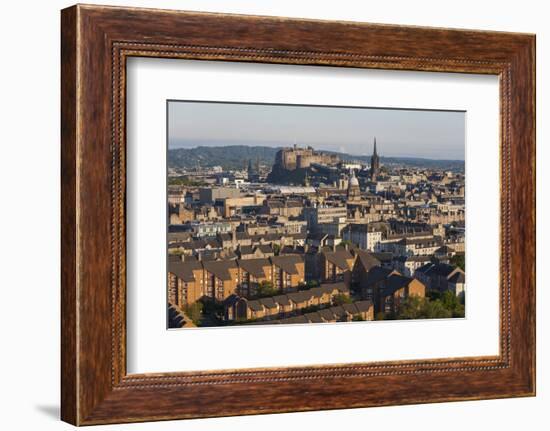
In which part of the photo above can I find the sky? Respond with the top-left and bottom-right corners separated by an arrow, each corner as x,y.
168,101 -> 465,160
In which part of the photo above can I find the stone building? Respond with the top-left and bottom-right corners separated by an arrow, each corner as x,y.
167,255 -> 306,307
273,145 -> 340,171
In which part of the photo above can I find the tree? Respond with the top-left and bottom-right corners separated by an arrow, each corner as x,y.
272,244 -> 281,255
423,300 -> 453,319
168,176 -> 207,187
253,281 -> 279,298
183,302 -> 203,325
440,290 -> 465,317
450,254 -> 465,271
395,290 -> 463,320
426,289 -> 441,301
333,293 -> 353,306
307,280 -> 320,289
397,295 -> 426,319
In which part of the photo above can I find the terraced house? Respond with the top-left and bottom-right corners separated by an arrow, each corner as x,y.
224,282 -> 355,322
168,254 -> 305,307
357,266 -> 426,314
255,301 -> 375,324
318,247 -> 355,285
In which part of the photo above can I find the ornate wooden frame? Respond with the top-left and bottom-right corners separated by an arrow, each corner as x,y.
61,4 -> 536,426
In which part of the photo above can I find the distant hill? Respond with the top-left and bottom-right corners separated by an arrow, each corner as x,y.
168,146 -> 280,171
168,145 -> 464,172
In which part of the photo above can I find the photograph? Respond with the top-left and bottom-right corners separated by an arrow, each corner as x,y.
166,101 -> 466,328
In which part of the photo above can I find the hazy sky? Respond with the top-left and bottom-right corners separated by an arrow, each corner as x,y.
168,101 -> 465,160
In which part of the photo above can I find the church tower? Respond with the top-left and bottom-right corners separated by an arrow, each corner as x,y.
247,159 -> 259,182
370,137 -> 380,181
347,169 -> 361,201
247,159 -> 254,181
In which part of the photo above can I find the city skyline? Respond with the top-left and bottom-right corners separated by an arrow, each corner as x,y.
167,100 -> 466,329
168,101 -> 466,160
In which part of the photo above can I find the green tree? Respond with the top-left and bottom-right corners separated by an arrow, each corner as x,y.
396,290 -> 464,320
168,176 -> 207,187
183,302 -> 203,325
450,254 -> 465,271
440,290 -> 465,317
254,281 -> 279,298
272,244 -> 281,255
426,289 -> 441,301
423,300 -> 453,319
332,293 -> 353,306
397,295 -> 426,319
307,280 -> 320,289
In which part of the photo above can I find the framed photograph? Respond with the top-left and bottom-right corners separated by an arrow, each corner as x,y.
61,4 -> 536,425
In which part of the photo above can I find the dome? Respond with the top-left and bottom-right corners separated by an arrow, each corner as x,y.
348,169 -> 359,187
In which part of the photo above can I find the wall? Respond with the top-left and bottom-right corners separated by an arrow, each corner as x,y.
0,0 -> 546,429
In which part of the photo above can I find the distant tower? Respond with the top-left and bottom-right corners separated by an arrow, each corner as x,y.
247,159 -> 254,181
247,158 -> 259,182
370,137 -> 380,181
303,170 -> 310,187
347,169 -> 361,200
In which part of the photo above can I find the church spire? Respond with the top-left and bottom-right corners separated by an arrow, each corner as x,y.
370,137 -> 380,182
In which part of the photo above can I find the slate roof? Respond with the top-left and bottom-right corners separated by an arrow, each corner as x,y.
238,245 -> 255,256
381,274 -> 414,296
304,312 -> 324,323
238,258 -> 270,278
354,300 -> 374,313
372,252 -> 393,263
257,244 -> 274,254
259,297 -> 278,309
247,300 -> 263,312
365,266 -> 394,286
240,298 -> 373,325
202,260 -> 238,281
218,233 -> 232,242
416,262 -> 460,277
270,255 -> 303,274
168,260 -> 203,282
318,308 -> 336,321
323,249 -> 354,270
318,282 -> 349,295
397,237 -> 442,246
448,272 -> 466,283
308,232 -> 328,241
272,295 -> 291,307
279,245 -> 305,255
284,315 -> 309,324
354,249 -> 381,272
